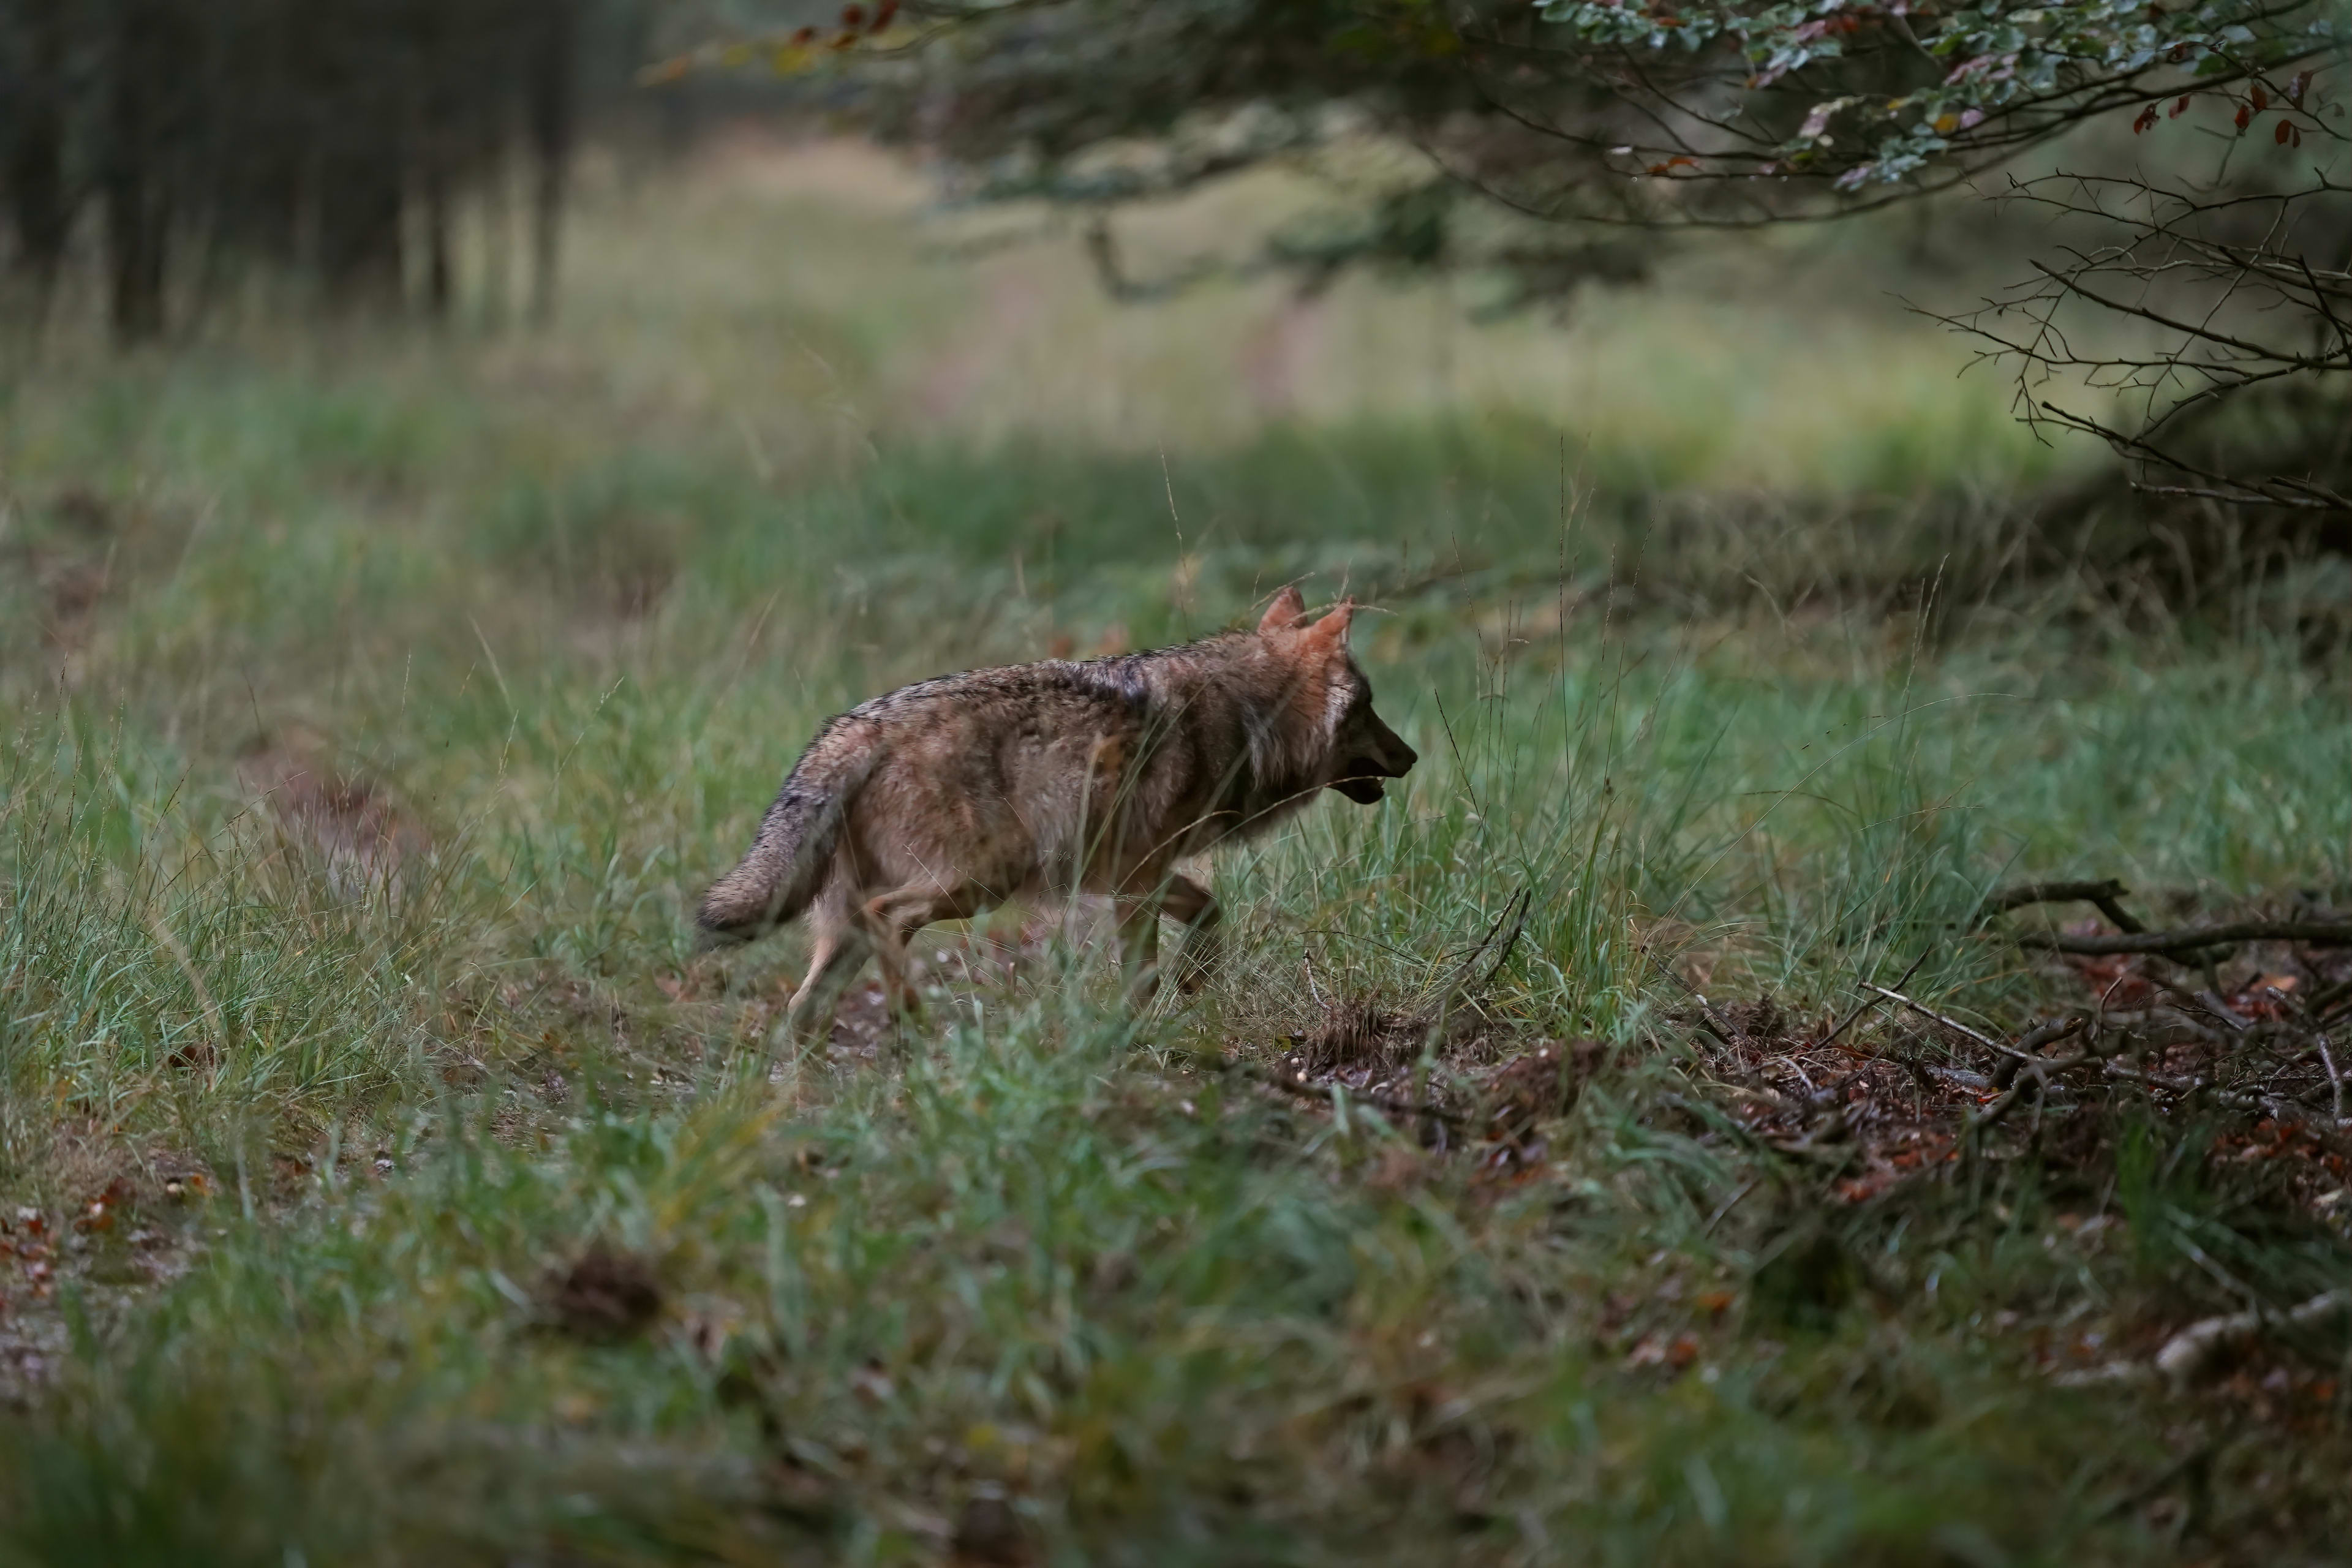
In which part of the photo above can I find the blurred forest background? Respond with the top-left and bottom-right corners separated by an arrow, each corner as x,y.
1,2 -> 2349,1564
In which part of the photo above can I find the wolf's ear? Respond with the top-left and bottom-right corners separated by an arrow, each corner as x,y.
1257,585 -> 1307,633
1306,598 -> 1354,649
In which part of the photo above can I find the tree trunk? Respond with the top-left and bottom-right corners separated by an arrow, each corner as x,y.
527,0 -> 576,325
312,1 -> 408,310
222,0 -> 310,271
316,148 -> 406,308
105,0 -> 176,343
417,0 -> 462,321
422,154 -> 453,318
6,0 -> 71,304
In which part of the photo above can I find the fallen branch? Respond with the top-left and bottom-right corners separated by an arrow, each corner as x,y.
2305,976 -> 2352,1021
2154,1288 -> 2352,1388
2098,1060 -> 2342,1132
1986,878 -> 2146,935
1988,1015 -> 2093,1091
1973,1050 -> 2090,1135
2016,919 -> 2352,957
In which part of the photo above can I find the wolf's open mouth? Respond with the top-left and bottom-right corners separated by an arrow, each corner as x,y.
1332,775 -> 1385,804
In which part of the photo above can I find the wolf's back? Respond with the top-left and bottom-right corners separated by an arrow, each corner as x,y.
696,718 -> 878,945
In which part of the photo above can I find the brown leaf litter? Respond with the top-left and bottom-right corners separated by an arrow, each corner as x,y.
1249,993 -> 1605,1169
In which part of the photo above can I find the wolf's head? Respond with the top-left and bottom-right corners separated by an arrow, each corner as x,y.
1256,587 -> 1418,805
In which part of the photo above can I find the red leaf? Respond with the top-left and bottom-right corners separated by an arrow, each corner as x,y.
2134,105 -> 2158,134
2171,94 -> 2190,116
790,24 -> 815,43
840,3 -> 864,25
2286,69 -> 2311,106
2235,102 -> 2253,130
2250,83 -> 2268,111
2275,117 -> 2293,143
872,0 -> 898,28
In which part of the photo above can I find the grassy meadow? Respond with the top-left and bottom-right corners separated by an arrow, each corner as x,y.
1,137 -> 2349,1565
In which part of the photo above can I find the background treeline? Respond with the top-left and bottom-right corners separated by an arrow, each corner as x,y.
0,0 -> 685,339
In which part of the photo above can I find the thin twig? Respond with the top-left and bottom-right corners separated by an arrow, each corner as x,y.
2320,1034 -> 2345,1127
2097,1060 -> 2329,1128
2305,976 -> 2352,1021
1818,949 -> 1930,1054
1700,1175 -> 1762,1238
2132,483 -> 2337,510
1975,1044 -> 2090,1134
1993,1015 -> 2095,1085
1469,888 -> 1535,995
2016,919 -> 2352,956
1861,983 -> 2003,1052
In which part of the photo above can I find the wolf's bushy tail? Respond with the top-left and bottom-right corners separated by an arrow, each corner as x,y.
696,725 -> 877,945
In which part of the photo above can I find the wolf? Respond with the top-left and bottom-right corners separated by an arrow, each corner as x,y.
696,587 -> 1417,1044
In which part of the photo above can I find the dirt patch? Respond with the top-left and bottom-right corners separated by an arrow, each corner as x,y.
543,1245 -> 665,1343
949,1492 -> 1032,1566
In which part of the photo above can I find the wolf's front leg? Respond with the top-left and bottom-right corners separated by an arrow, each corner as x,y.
1160,874 -> 1221,993
1115,895 -> 1163,1006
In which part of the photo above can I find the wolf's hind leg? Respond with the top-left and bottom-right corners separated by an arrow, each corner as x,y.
1160,874 -> 1221,993
778,918 -> 871,1051
862,883 -> 988,1020
1114,895 -> 1163,1006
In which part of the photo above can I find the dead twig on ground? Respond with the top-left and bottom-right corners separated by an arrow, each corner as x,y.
2155,1289 -> 2352,1389
2016,919 -> 2352,957
1700,1175 -> 1762,1238
1861,983 -> 2006,1054
2305,976 -> 2352,1022
1972,1060 -> 2082,1135
1989,1016 -> 2094,1090
1815,949 -> 1930,1058
1986,878 -> 2146,934
2097,1059 -> 2341,1133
